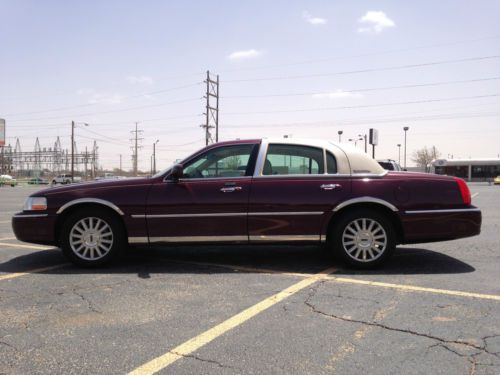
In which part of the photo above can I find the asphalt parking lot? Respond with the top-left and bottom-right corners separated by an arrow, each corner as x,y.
0,184 -> 499,374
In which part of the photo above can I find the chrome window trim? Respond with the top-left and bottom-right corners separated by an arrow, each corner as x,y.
14,213 -> 49,218
249,235 -> 320,241
56,198 -> 124,215
128,237 -> 149,244
333,197 -> 398,212
149,235 -> 248,243
404,208 -> 481,214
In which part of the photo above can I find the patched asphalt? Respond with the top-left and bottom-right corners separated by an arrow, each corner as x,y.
0,183 -> 499,374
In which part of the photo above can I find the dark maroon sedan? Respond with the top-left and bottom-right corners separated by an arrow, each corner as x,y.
12,138 -> 481,268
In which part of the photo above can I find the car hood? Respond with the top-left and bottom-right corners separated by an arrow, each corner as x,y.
32,177 -> 153,196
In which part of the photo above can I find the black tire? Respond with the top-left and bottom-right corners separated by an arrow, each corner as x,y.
59,208 -> 126,267
329,209 -> 396,269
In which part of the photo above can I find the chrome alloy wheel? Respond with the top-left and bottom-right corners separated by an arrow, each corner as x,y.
342,218 -> 387,263
69,217 -> 114,261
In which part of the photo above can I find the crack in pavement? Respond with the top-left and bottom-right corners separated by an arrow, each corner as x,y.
71,289 -> 101,314
304,281 -> 500,372
171,350 -> 240,371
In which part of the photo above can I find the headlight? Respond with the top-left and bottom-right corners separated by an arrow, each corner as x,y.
23,197 -> 48,211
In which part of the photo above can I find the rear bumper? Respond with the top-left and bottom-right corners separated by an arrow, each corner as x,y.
400,207 -> 481,244
11,213 -> 57,246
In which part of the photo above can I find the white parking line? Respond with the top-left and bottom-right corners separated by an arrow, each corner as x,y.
0,263 -> 69,281
0,242 -> 53,250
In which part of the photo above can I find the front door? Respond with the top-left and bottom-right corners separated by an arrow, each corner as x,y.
248,143 -> 350,242
146,142 -> 259,243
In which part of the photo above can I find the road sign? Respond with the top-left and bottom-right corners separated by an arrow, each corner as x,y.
369,128 -> 378,146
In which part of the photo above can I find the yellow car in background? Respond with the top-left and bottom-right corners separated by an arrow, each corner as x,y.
494,176 -> 500,185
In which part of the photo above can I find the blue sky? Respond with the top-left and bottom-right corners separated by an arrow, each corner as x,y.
1,0 -> 499,170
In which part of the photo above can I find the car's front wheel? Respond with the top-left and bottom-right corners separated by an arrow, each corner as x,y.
329,209 -> 396,269
60,208 -> 125,267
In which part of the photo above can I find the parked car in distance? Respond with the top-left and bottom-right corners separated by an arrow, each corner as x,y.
0,174 -> 17,187
377,159 -> 403,171
12,138 -> 481,269
494,176 -> 500,185
51,174 -> 82,185
28,177 -> 49,185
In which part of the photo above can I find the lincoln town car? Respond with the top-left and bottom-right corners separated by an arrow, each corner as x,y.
12,138 -> 482,268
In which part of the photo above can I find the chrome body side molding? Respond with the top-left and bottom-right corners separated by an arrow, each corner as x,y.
405,208 -> 481,214
128,237 -> 149,244
333,197 -> 398,212
149,236 -> 248,243
56,198 -> 125,215
132,212 -> 325,218
249,235 -> 320,241
247,212 -> 324,216
13,213 -> 49,218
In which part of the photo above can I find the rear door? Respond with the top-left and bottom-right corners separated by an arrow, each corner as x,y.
248,143 -> 350,242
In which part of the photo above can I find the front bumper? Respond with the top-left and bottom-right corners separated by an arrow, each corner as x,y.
400,207 -> 481,244
11,212 -> 57,246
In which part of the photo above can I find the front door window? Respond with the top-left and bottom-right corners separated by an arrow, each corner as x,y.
183,144 -> 256,179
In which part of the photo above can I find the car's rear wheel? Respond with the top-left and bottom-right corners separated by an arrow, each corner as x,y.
329,209 -> 395,269
60,208 -> 125,267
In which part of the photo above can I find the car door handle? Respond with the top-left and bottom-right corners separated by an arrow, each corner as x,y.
220,186 -> 243,193
320,184 -> 341,191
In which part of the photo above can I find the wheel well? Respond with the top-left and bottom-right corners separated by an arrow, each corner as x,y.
326,203 -> 404,244
54,203 -> 128,245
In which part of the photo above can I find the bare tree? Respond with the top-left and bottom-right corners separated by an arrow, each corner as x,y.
411,146 -> 441,172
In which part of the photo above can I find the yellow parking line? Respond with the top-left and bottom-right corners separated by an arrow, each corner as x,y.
326,276 -> 500,301
0,220 -> 11,224
127,266 -> 337,375
471,192 -> 479,198
0,242 -> 53,250
139,258 -> 500,302
0,237 -> 16,241
0,263 -> 69,281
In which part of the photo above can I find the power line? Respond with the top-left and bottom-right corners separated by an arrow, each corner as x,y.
223,93 -> 500,116
222,76 -> 500,99
223,110 -> 500,129
7,97 -> 202,122
223,55 -> 500,83
3,82 -> 203,117
216,35 -> 500,74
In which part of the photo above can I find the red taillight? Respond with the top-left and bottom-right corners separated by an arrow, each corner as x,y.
454,177 -> 471,205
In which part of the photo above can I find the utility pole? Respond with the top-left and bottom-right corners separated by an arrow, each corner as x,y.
71,121 -> 74,182
201,70 -> 219,145
130,122 -> 143,176
153,140 -> 159,175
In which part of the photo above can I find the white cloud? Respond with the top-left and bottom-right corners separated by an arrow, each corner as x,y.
77,88 -> 124,105
227,49 -> 262,60
312,90 -> 363,99
303,11 -> 327,25
126,75 -> 154,84
358,11 -> 395,34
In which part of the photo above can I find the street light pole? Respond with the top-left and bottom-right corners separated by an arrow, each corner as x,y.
397,144 -> 401,164
338,130 -> 343,142
119,154 -> 122,172
153,140 -> 159,174
403,126 -> 409,170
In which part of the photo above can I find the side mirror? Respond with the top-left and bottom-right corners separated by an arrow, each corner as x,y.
170,164 -> 184,181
